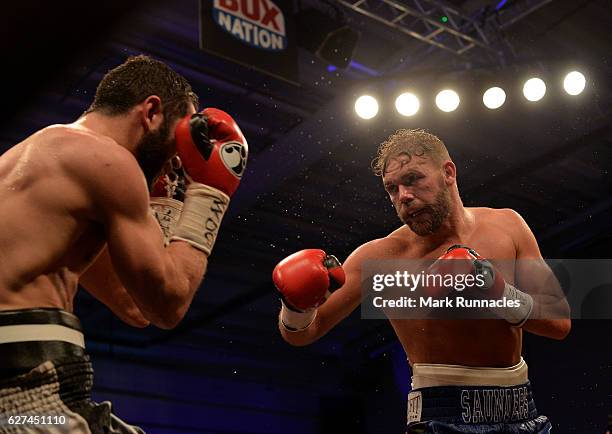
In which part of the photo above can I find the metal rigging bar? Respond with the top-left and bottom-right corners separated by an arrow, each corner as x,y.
335,0 -> 555,59
335,0 -> 493,55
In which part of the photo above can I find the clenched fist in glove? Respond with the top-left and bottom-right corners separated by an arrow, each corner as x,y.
437,245 -> 534,326
152,108 -> 248,256
273,249 -> 346,331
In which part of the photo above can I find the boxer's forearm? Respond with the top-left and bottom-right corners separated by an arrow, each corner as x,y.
532,292 -> 571,318
143,240 -> 207,329
522,318 -> 571,340
103,211 -> 209,330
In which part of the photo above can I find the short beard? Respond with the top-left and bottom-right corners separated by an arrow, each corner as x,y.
135,117 -> 173,189
400,186 -> 451,236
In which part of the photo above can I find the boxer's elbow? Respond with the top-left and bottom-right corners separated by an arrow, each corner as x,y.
527,318 -> 571,340
147,304 -> 184,329
551,318 -> 571,340
151,315 -> 181,330
129,317 -> 151,328
149,288 -> 190,330
137,273 -> 191,329
120,308 -> 151,328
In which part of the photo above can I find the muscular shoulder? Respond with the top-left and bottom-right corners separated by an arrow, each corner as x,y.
471,207 -> 534,252
471,207 -> 525,230
48,125 -> 149,219
49,125 -> 140,181
345,228 -> 410,270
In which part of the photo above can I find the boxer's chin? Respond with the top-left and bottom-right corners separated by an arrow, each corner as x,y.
406,217 -> 436,236
136,127 -> 173,189
404,212 -> 439,236
402,188 -> 451,236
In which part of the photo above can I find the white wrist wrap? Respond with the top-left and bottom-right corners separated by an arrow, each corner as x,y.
150,197 -> 183,246
280,302 -> 317,332
499,283 -> 534,327
170,182 -> 230,256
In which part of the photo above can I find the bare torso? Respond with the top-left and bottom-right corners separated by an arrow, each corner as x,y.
0,125 -> 111,311
376,208 -> 521,367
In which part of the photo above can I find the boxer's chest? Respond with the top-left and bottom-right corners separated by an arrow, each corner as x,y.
400,218 -> 518,282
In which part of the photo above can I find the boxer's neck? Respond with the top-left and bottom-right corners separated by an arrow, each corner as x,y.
75,111 -> 145,155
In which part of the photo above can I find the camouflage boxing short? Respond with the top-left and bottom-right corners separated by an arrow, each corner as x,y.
0,308 -> 144,434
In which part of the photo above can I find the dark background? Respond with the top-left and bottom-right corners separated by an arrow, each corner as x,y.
1,0 -> 611,432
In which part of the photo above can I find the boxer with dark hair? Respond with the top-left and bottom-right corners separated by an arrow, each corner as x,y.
85,54 -> 199,187
274,129 -> 569,433
0,55 -> 248,433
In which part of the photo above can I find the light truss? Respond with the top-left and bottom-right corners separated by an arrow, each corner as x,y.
335,0 -> 492,55
494,0 -> 553,30
334,0 -> 553,57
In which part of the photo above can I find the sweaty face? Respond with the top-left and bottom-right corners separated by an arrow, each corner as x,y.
383,154 -> 451,236
136,103 -> 196,188
135,114 -> 174,188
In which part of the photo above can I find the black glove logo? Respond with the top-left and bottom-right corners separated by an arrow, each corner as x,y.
220,142 -> 248,178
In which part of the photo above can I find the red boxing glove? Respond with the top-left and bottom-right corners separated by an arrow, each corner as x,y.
169,109 -> 248,255
423,245 -> 477,298
174,108 -> 248,196
425,244 -> 506,298
440,245 -> 505,298
433,245 -> 533,326
273,249 -> 345,330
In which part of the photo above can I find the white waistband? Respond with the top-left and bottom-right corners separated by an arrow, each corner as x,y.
411,358 -> 527,389
0,324 -> 85,348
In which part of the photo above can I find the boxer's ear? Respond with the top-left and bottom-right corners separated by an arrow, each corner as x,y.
442,160 -> 456,185
141,95 -> 163,131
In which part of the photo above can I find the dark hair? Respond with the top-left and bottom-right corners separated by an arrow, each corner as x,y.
86,55 -> 198,120
371,128 -> 451,176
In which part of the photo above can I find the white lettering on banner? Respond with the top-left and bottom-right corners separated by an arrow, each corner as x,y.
213,0 -> 286,51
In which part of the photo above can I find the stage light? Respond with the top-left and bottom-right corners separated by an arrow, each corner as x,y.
523,77 -> 546,102
435,89 -> 460,112
355,95 -> 379,119
395,92 -> 420,116
482,87 -> 506,109
563,71 -> 586,95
